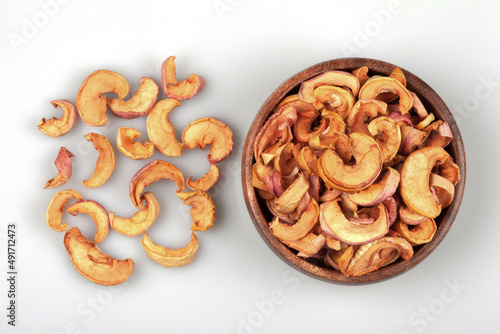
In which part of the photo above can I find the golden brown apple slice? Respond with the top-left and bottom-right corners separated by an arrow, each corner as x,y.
358,76 -> 413,114
436,158 -> 460,186
430,173 -> 455,208
348,167 -> 400,207
318,133 -> 382,192
368,116 -> 401,163
346,99 -> 387,135
161,56 -> 205,100
44,147 -> 75,189
270,199 -> 319,240
252,162 -> 274,191
82,133 -> 115,188
399,126 -> 427,155
76,70 -> 130,126
146,98 -> 183,157
38,100 -> 77,137
129,160 -> 185,209
109,192 -> 160,237
298,71 -> 360,104
338,245 -> 356,275
161,56 -> 178,87
280,232 -> 326,255
320,200 -> 389,245
186,164 -> 220,191
352,66 -> 369,87
393,218 -> 437,246
274,143 -> 298,177
107,77 -> 159,119
116,127 -> 155,160
142,232 -> 198,267
64,227 -> 134,285
65,200 -> 110,243
415,113 -> 435,130
276,94 -> 316,113
296,146 -> 319,176
177,191 -> 215,231
274,173 -> 310,214
421,121 -> 453,149
46,189 -> 83,232
320,112 -> 346,137
400,146 -> 450,218
312,85 -> 355,118
182,117 -> 234,164
293,109 -> 328,143
399,205 -> 428,225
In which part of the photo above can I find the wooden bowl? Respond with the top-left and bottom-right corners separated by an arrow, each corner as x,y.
241,58 -> 466,284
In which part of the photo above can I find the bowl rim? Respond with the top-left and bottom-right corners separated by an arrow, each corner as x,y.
242,57 -> 466,284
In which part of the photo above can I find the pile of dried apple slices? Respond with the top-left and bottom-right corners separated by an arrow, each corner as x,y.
40,57 -> 233,285
252,67 -> 460,277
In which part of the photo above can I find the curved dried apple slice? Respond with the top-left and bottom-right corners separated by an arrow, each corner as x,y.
274,173 -> 310,214
299,71 -> 360,104
64,227 -> 134,285
161,57 -> 205,100
107,77 -> 159,119
320,200 -> 389,245
177,191 -> 215,231
296,146 -> 319,176
38,100 -> 77,137
293,109 -> 328,143
65,200 -> 110,243
430,173 -> 455,208
368,116 -> 401,163
252,162 -> 274,191
270,199 -> 319,240
274,143 -> 298,177
109,192 -> 160,237
348,167 -> 400,207
161,56 -> 178,87
182,117 -> 234,164
280,232 -> 326,255
76,70 -> 130,126
142,232 -> 198,267
146,98 -> 183,157
346,99 -> 387,135
409,91 -> 428,120
129,160 -> 185,209
421,121 -> 453,148
352,66 -> 369,87
116,127 -> 154,160
46,189 -> 82,232
338,245 -> 355,275
400,146 -> 450,218
393,218 -> 437,246
320,112 -> 346,137
83,133 -> 115,188
187,164 -> 220,191
399,126 -> 427,155
358,76 -> 413,114
399,205 -> 427,225
318,132 -> 382,192
276,94 -> 316,113
436,158 -> 460,186
44,147 -> 75,189
312,85 -> 355,118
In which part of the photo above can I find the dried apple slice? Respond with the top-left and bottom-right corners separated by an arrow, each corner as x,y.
161,56 -> 205,100
430,173 -> 455,208
358,76 -> 413,114
436,158 -> 460,186
393,218 -> 437,246
320,200 -> 389,245
421,121 -> 453,148
187,164 -> 220,191
280,232 -> 326,255
318,132 -> 382,192
338,245 -> 356,275
274,173 -> 310,214
346,99 -> 387,135
82,133 -> 115,188
161,56 -> 178,87
400,146 -> 450,218
46,189 -> 83,232
399,205 -> 427,225
352,66 -> 369,87
293,109 -> 328,143
299,71 -> 360,104
38,100 -> 77,137
182,117 -> 234,164
64,227 -> 134,285
270,199 -> 319,240
296,146 -> 319,176
76,70 -> 130,126
177,191 -> 215,231
107,77 -> 159,119
44,147 -> 75,189
399,126 -> 427,155
65,200 -> 110,243
146,99 -> 183,157
312,85 -> 355,118
129,160 -> 185,209
252,162 -> 274,191
109,192 -> 160,237
348,167 -> 400,207
409,91 -> 428,120
274,143 -> 298,177
116,127 -> 154,160
276,94 -> 316,113
368,116 -> 401,163
142,232 -> 198,267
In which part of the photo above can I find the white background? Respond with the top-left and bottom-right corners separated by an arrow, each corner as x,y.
1,1 -> 499,333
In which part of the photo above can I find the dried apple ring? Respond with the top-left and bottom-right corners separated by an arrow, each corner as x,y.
346,99 -> 387,135
129,160 -> 185,209
161,56 -> 205,100
83,133 -> 115,189
142,232 -> 199,267
177,191 -> 215,231
348,167 -> 400,207
64,227 -> 134,285
299,71 -> 360,104
358,76 -> 413,114
293,109 -> 329,143
44,147 -> 75,189
393,218 -> 437,246
46,189 -> 83,232
182,117 -> 234,164
270,199 -> 319,241
65,200 -> 110,244
352,66 -> 369,87
109,192 -> 161,237
107,77 -> 159,119
76,70 -> 130,126
312,85 -> 355,118
186,164 -> 220,191
116,127 -> 154,160
38,100 -> 77,137
368,116 -> 401,163
146,99 -> 183,157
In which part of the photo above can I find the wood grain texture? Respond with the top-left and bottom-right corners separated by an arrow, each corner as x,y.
242,58 -> 466,285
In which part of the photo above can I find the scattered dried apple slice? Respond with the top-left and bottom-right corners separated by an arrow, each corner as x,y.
299,71 -> 360,104
161,56 -> 178,87
142,232 -> 198,267
38,100 -> 77,137
107,77 -> 159,119
270,199 -> 319,240
46,189 -> 83,232
162,56 -> 205,100
358,76 -> 413,114
348,167 -> 400,207
187,164 -> 220,191
83,133 -> 115,188
368,116 -> 401,163
64,227 -> 134,285
65,200 -> 110,243
44,147 -> 75,189
182,117 -> 234,164
116,127 -> 155,160
177,191 -> 215,231
109,192 -> 161,237
146,98 -> 183,157
76,70 -> 130,126
393,218 -> 437,246
129,160 -> 185,209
